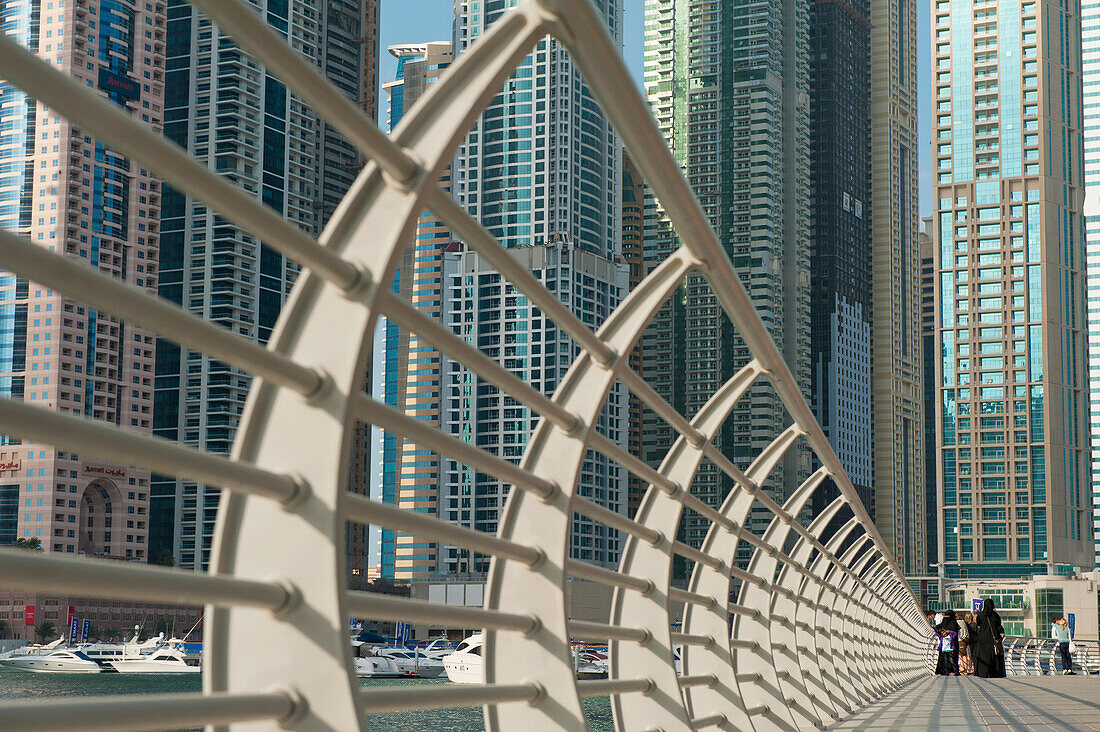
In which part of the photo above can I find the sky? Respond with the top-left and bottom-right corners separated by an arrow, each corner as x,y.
379,0 -> 932,212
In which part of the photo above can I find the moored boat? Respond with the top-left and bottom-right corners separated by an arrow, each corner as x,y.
109,648 -> 199,674
442,634 -> 483,684
0,649 -> 101,673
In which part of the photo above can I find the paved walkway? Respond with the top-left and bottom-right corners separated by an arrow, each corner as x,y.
828,675 -> 1100,730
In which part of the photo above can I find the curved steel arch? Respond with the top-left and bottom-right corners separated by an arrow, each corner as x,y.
0,0 -> 935,730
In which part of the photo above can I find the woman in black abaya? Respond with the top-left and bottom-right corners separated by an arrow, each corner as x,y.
973,598 -> 1006,678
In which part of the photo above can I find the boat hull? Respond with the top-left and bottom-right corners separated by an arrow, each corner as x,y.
442,654 -> 482,684
108,661 -> 200,674
0,658 -> 100,673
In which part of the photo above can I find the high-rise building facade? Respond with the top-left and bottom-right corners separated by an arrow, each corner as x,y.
151,0 -> 377,572
920,220 -> 939,572
0,0 -> 165,559
808,0 -> 874,517
642,0 -> 812,569
1083,0 -> 1100,566
934,0 -> 1094,578
622,152 -> 646,519
438,0 -> 626,574
379,41 -> 453,581
870,0 -> 925,576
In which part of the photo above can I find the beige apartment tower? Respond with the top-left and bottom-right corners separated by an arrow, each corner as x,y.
0,0 -> 165,559
870,0 -> 926,574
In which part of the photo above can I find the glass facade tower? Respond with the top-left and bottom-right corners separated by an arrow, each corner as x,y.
934,0 -> 1095,578
809,0 -> 874,521
379,41 -> 453,581
151,0 -> 378,573
0,0 -> 165,559
438,0 -> 627,574
642,0 -> 812,575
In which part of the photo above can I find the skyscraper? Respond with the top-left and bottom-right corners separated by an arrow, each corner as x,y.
808,0 -> 874,517
151,0 -> 378,572
870,0 -> 924,576
379,41 -> 453,581
437,0 -> 627,573
622,152 -> 646,519
642,0 -> 812,568
935,0 -> 1094,578
1083,0 -> 1100,566
920,219 -> 939,573
0,0 -> 165,559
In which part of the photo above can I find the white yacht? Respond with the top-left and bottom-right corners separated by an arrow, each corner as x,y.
75,633 -> 167,668
353,656 -> 404,678
109,648 -> 199,674
0,637 -> 64,660
442,634 -> 483,684
0,649 -> 101,673
375,648 -> 446,678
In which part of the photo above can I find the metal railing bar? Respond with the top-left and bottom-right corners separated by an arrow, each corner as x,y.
735,672 -> 762,684
0,398 -> 301,504
672,541 -> 723,571
188,0 -> 418,184
564,559 -> 652,594
0,229 -> 322,397
729,639 -> 760,651
342,492 -> 541,566
702,443 -> 759,493
551,0 -> 922,612
426,186 -> 617,366
668,587 -> 717,609
345,592 -> 537,634
729,566 -> 767,588
0,691 -> 295,732
348,393 -> 556,499
359,683 -> 539,713
376,288 -> 580,433
615,364 -> 709,447
572,495 -> 662,544
690,713 -> 728,729
585,428 -> 679,494
680,491 -> 739,533
0,32 -> 359,290
728,602 -> 760,618
0,548 -> 290,610
568,620 -> 648,643
678,674 -> 718,688
576,678 -> 652,697
670,632 -> 713,648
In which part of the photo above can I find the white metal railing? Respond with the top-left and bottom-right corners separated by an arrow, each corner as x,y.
1004,636 -> 1100,675
0,0 -> 936,729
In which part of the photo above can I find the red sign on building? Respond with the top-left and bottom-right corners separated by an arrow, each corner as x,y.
67,605 -> 76,625
24,605 -> 35,626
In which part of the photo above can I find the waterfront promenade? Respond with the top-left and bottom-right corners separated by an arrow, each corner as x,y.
829,675 -> 1100,730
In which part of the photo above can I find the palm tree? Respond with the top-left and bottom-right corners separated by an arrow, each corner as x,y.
11,537 -> 42,550
34,621 -> 56,643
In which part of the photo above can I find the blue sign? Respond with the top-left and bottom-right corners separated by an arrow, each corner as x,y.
68,616 -> 79,644
972,598 -> 983,614
1068,613 -> 1075,637
97,68 -> 139,101
395,621 -> 410,645
80,620 -> 90,643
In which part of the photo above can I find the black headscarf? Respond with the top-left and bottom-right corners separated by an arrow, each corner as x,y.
937,609 -> 960,633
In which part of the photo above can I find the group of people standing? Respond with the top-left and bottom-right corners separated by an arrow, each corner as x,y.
930,599 -> 1007,678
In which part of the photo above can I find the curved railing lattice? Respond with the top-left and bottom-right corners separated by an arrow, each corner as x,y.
0,0 -> 936,730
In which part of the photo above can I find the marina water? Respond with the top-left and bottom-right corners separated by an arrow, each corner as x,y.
0,671 -> 615,730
